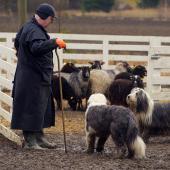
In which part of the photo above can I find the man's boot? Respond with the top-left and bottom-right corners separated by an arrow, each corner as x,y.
23,131 -> 44,150
36,130 -> 57,149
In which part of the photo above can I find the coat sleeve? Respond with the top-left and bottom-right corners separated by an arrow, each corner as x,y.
25,29 -> 58,55
14,27 -> 23,54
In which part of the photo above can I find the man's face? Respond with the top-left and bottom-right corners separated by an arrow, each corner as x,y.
43,16 -> 54,28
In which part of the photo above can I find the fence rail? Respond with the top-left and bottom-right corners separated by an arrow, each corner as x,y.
147,46 -> 170,100
0,33 -> 170,144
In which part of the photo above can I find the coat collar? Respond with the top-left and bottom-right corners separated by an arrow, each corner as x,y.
31,16 -> 47,34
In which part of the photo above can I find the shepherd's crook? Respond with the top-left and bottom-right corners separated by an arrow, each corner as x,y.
55,48 -> 67,153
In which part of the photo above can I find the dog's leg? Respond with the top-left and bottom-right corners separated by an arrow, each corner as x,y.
96,135 -> 109,152
142,129 -> 150,143
86,132 -> 96,154
127,145 -> 135,158
110,123 -> 126,158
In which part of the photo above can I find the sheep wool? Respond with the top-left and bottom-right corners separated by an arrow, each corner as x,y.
89,69 -> 112,94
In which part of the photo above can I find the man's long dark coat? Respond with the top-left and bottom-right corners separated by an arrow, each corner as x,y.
11,17 -> 58,131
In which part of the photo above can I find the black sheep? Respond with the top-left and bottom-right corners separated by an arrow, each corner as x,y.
61,62 -> 80,73
88,60 -> 104,70
52,75 -> 77,110
108,75 -> 144,107
132,65 -> 147,78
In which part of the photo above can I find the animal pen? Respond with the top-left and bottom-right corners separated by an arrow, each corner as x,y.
0,32 -> 170,144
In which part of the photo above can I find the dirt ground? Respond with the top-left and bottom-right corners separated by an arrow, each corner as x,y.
0,111 -> 170,170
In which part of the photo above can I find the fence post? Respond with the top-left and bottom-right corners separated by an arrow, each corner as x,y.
102,38 -> 109,69
147,37 -> 161,96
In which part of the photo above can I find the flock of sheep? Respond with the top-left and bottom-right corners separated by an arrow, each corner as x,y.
52,60 -> 169,159
52,60 -> 147,111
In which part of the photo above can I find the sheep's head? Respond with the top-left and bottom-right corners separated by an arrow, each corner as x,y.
133,65 -> 147,78
89,60 -> 105,70
115,61 -> 132,74
61,62 -> 80,73
81,66 -> 90,81
87,93 -> 107,106
131,75 -> 144,89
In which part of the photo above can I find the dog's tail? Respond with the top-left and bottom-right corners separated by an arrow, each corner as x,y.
127,121 -> 146,159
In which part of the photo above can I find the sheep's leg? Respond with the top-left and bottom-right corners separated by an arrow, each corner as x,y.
79,99 -> 83,110
86,132 -> 96,154
77,98 -> 83,111
76,98 -> 80,110
80,99 -> 85,111
57,99 -> 61,110
96,135 -> 109,152
84,98 -> 88,110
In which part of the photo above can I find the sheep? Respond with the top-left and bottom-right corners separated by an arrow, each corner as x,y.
61,62 -> 80,73
87,69 -> 112,98
88,60 -> 104,70
114,61 -> 133,74
132,65 -> 147,78
52,66 -> 90,111
114,72 -> 144,89
68,66 -> 90,110
60,61 -> 105,110
107,65 -> 147,107
85,93 -> 146,159
107,75 -> 144,107
52,75 -> 77,110
61,60 -> 105,73
87,61 -> 131,98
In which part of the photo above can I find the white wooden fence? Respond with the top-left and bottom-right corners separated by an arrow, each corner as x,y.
148,46 -> 170,101
0,33 -> 170,144
0,44 -> 21,145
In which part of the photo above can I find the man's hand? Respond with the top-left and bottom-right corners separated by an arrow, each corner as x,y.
56,38 -> 66,49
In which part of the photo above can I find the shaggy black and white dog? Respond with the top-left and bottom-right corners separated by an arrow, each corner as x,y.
126,88 -> 170,143
85,93 -> 146,159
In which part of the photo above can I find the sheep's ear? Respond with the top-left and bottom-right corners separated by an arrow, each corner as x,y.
100,61 -> 105,65
88,61 -> 94,65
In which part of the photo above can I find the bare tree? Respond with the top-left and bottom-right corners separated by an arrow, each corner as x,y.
17,0 -> 27,27
55,0 -> 68,33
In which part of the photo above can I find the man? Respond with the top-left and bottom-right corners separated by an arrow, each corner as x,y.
11,3 -> 66,149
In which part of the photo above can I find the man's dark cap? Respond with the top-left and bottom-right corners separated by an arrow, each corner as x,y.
36,3 -> 57,20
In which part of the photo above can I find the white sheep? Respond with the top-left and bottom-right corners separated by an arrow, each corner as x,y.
87,61 -> 131,97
